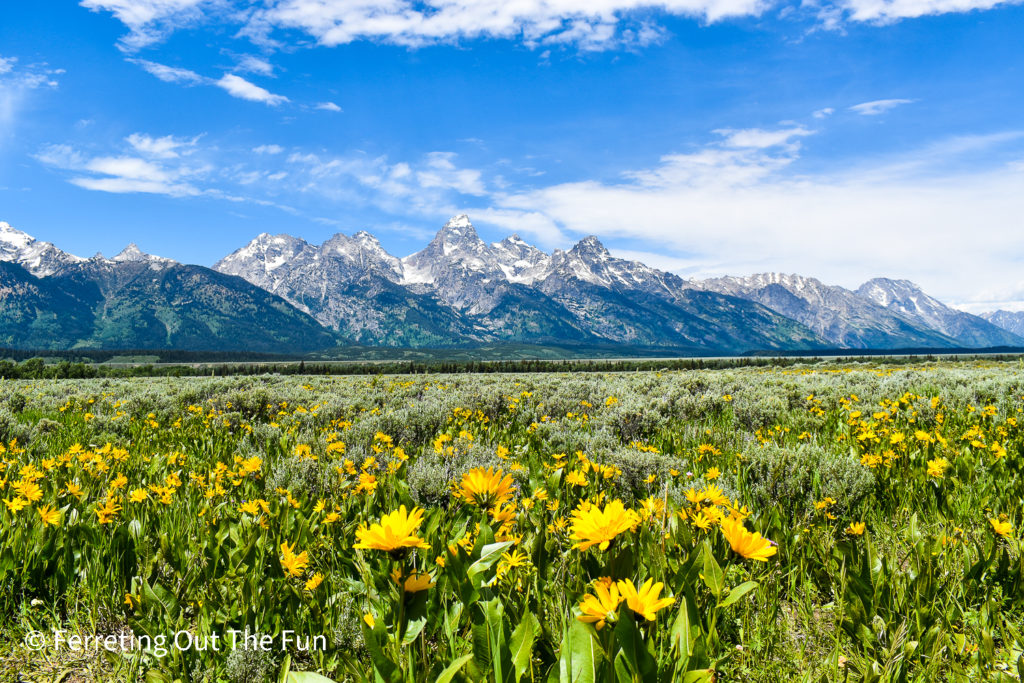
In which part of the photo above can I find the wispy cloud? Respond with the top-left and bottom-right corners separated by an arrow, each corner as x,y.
128,58 -> 290,106
35,132 -> 207,196
239,0 -> 769,51
850,98 -> 914,116
481,125 -> 1024,305
32,126 -> 493,234
215,73 -> 288,105
81,0 -> 1024,54
713,126 -> 814,149
128,58 -> 206,84
83,0 -> 767,53
0,55 -> 61,143
315,101 -> 342,112
235,54 -> 274,76
126,132 -> 198,158
837,0 -> 1023,22
79,0 -> 211,51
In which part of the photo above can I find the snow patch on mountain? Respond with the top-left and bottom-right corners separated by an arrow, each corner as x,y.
0,220 -> 85,277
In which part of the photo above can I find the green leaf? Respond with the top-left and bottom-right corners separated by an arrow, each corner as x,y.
142,579 -> 181,619
467,541 -> 514,579
718,581 -> 758,608
403,615 -> 427,645
701,544 -> 724,598
436,654 -> 475,683
613,651 -> 633,683
614,607 -> 656,679
669,590 -> 695,663
681,670 -> 714,683
278,654 -> 291,683
558,620 -> 603,683
362,619 -> 400,683
481,599 -> 512,683
286,674 -> 338,683
510,612 -> 540,682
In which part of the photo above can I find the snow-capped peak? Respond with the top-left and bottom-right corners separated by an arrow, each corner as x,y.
444,214 -> 474,230
433,215 -> 483,250
0,221 -> 35,251
0,220 -> 85,277
570,236 -> 610,259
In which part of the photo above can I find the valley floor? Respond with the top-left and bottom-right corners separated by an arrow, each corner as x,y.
0,360 -> 1022,681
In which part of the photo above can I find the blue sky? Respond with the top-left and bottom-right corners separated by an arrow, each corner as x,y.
0,0 -> 1022,310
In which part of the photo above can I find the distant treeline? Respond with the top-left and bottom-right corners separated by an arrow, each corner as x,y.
0,348 -> 302,364
2,352 -> 1024,379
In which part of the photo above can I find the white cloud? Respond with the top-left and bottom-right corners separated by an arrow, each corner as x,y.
236,54 -> 275,76
253,144 -> 284,154
126,132 -> 197,158
838,0 -> 1023,22
246,0 -> 770,51
34,144 -> 86,169
85,0 -> 768,53
849,98 -> 914,116
714,126 -> 813,149
81,0 -> 1024,52
215,73 -> 289,105
79,0 -> 213,50
0,56 -> 61,143
129,60 -> 294,108
36,139 -> 203,197
128,58 -> 207,84
812,107 -> 834,119
609,248 -> 705,274
280,149 -> 491,220
315,101 -> 342,112
416,152 -> 487,196
486,128 -> 1024,307
950,299 -> 1024,315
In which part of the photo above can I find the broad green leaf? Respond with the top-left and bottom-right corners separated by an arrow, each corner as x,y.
614,651 -> 633,683
718,581 -> 758,608
403,615 -> 427,645
614,606 -> 656,679
467,541 -> 514,579
701,544 -> 724,597
362,620 -> 400,683
481,599 -> 511,683
286,674 -> 338,683
510,612 -> 540,682
559,620 -> 603,683
436,654 -> 474,683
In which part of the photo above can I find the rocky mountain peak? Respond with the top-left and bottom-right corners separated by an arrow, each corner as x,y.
113,243 -> 144,261
0,220 -> 85,277
856,278 -> 922,307
112,243 -> 176,265
570,236 -> 610,260
444,214 -> 474,230
430,215 -> 485,253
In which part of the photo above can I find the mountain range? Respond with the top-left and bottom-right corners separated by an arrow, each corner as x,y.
0,216 -> 1021,354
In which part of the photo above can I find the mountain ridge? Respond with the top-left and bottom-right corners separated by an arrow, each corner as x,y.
2,216 -> 1020,353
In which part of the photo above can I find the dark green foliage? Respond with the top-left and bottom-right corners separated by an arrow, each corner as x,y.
0,261 -> 337,353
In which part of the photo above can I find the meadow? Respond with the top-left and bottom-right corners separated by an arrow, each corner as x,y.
0,359 -> 1021,682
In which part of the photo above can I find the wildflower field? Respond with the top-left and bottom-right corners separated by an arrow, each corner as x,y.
0,360 -> 1022,682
